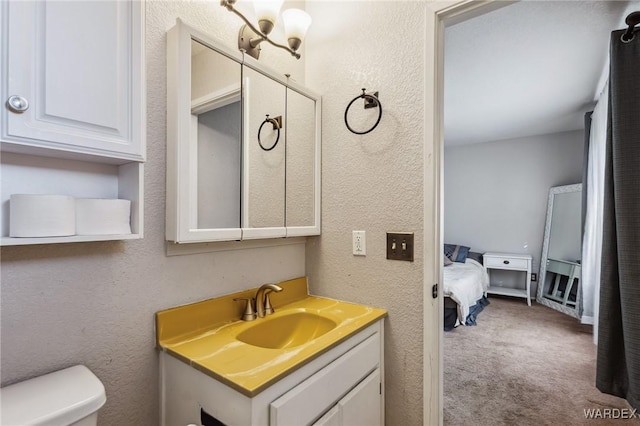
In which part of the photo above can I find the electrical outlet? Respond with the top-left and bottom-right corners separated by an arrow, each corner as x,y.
531,273 -> 537,282
352,230 -> 366,256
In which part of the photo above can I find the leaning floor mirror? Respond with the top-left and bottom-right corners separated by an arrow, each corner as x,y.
536,183 -> 583,318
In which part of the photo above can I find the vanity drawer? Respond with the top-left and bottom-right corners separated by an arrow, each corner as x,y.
484,255 -> 529,270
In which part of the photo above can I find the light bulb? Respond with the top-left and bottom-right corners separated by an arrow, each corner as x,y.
253,0 -> 284,35
282,8 -> 311,51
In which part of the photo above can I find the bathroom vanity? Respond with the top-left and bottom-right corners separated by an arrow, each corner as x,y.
156,277 -> 386,425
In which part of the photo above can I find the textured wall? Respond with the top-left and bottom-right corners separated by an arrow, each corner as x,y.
0,1 -> 307,424
443,130 -> 584,293
304,2 -> 426,425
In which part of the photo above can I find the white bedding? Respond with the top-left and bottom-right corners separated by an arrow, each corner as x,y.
443,258 -> 489,326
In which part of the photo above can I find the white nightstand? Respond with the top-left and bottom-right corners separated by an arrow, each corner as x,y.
484,252 -> 532,306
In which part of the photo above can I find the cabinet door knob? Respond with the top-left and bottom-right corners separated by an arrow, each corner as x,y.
6,95 -> 29,113
503,260 -> 510,265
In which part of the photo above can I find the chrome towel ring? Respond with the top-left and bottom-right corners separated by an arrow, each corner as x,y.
258,114 -> 282,151
344,88 -> 382,135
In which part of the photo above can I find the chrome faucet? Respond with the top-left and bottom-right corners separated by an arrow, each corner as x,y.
255,283 -> 283,318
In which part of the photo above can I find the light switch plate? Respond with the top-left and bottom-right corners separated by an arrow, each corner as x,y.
386,232 -> 414,261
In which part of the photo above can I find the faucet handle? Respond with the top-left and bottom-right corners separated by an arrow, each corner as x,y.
233,297 -> 257,321
263,292 -> 276,315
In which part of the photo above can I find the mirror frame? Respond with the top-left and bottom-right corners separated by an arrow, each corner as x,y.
166,19 -> 244,243
283,85 -> 321,237
240,65 -> 321,239
535,183 -> 582,318
166,19 -> 321,243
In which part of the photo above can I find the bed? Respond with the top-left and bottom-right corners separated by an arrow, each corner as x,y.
443,249 -> 490,330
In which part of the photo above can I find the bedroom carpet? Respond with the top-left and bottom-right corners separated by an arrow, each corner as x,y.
444,296 -> 639,426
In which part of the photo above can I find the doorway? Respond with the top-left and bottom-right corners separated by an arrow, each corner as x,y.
426,1 -> 636,424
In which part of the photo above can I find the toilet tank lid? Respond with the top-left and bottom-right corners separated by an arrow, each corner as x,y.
0,365 -> 106,426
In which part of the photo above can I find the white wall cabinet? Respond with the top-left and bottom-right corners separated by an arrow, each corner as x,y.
166,20 -> 320,244
0,0 -> 145,245
159,320 -> 384,426
1,0 -> 145,161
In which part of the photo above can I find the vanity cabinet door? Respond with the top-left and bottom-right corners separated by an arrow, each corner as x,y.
337,368 -> 382,426
1,0 -> 145,162
313,405 -> 341,426
311,369 -> 382,426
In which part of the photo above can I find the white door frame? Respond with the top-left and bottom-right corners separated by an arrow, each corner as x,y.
423,2 -> 517,425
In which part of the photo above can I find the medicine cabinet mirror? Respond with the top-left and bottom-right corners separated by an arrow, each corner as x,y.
536,183 -> 582,318
285,88 -> 317,231
166,20 -> 320,244
242,66 -> 286,239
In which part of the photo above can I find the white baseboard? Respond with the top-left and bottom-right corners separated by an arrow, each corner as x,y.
581,315 -> 594,325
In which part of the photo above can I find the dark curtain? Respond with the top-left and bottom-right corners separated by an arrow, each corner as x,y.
596,28 -> 640,410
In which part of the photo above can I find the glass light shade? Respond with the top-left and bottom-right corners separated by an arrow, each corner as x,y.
282,8 -> 312,42
253,0 -> 284,25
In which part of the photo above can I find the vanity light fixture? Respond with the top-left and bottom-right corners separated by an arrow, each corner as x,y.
220,0 -> 311,60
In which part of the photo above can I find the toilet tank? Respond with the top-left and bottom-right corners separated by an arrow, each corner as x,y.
0,365 -> 106,426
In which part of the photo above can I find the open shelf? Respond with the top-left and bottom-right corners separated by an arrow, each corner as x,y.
2,233 -> 141,246
486,286 -> 528,299
1,152 -> 143,246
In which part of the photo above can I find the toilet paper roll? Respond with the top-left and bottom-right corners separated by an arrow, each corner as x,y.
75,198 -> 131,235
10,194 -> 76,237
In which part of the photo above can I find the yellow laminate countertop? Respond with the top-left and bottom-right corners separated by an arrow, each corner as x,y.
155,277 -> 387,397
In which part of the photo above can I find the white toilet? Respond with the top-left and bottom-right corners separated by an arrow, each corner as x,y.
0,365 -> 106,426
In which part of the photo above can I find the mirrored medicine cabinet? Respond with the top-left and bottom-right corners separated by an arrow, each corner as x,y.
166,19 -> 321,243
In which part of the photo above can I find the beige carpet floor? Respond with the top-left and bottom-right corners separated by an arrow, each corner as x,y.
444,296 -> 639,426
